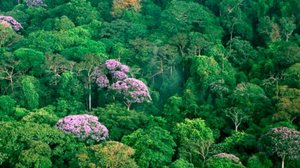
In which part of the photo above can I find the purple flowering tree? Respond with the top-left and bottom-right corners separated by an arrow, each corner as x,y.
261,127 -> 300,168
93,59 -> 151,109
111,78 -> 151,109
0,16 -> 22,31
55,114 -> 109,143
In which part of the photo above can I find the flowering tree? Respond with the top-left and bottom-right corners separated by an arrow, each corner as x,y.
0,16 -> 22,31
261,127 -> 300,168
93,59 -> 151,109
25,0 -> 45,7
206,153 -> 245,168
55,114 -> 109,143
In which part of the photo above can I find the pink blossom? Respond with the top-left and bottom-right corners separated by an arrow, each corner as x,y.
0,16 -> 22,31
55,114 -> 109,142
96,75 -> 109,88
112,71 -> 128,80
120,64 -> 130,73
105,59 -> 122,71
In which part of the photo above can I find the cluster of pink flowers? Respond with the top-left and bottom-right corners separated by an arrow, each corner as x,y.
93,59 -> 151,106
25,0 -> 45,6
105,59 -> 122,71
0,16 -> 22,31
55,114 -> 109,142
96,75 -> 109,88
112,71 -> 128,80
111,78 -> 151,103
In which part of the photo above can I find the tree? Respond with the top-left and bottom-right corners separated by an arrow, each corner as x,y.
260,127 -> 300,168
273,85 -> 300,123
206,153 -> 245,168
285,63 -> 300,88
0,16 -> 22,31
219,0 -> 253,41
55,114 -> 109,143
94,59 -> 151,109
247,153 -> 273,168
112,0 -> 141,17
57,71 -> 84,101
92,103 -> 148,140
77,141 -> 138,168
19,76 -> 40,110
174,118 -> 214,166
0,96 -> 16,118
170,159 -> 194,168
161,0 -> 222,38
191,55 -> 222,90
13,48 -> 45,76
230,83 -> 269,120
44,54 -> 75,86
0,24 -> 22,48
279,17 -> 296,42
22,108 -> 59,126
25,0 -> 45,7
0,122 -> 83,167
122,126 -> 176,168
225,107 -> 249,131
75,55 -> 102,111
227,36 -> 257,70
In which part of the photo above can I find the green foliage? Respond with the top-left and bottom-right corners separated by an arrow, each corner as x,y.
22,108 -> 59,126
122,126 -> 176,168
174,118 -> 214,166
13,48 -> 45,75
0,24 -> 22,48
0,95 -> 16,117
19,76 -> 40,110
58,71 -> 84,100
55,98 -> 85,117
1,0 -> 300,167
92,103 -> 148,140
170,159 -> 194,168
206,155 -> 245,168
0,121 -> 83,168
247,153 -> 273,168
77,141 -> 138,168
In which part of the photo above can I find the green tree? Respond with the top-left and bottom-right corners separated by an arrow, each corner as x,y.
273,85 -> 300,123
220,0 -> 253,41
0,24 -> 22,48
161,0 -> 222,39
174,118 -> 214,166
122,126 -> 176,168
260,127 -> 300,168
170,158 -> 194,168
0,121 -> 83,167
75,54 -> 103,111
247,153 -> 273,168
0,96 -> 16,118
13,48 -> 45,76
92,103 -> 148,140
77,141 -> 138,168
19,76 -> 40,110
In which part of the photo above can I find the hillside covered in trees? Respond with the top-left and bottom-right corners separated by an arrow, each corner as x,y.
0,0 -> 300,168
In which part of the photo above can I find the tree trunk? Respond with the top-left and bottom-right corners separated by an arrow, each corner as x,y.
88,80 -> 92,111
281,155 -> 285,168
126,102 -> 131,110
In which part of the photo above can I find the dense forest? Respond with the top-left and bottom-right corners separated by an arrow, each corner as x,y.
0,0 -> 300,168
